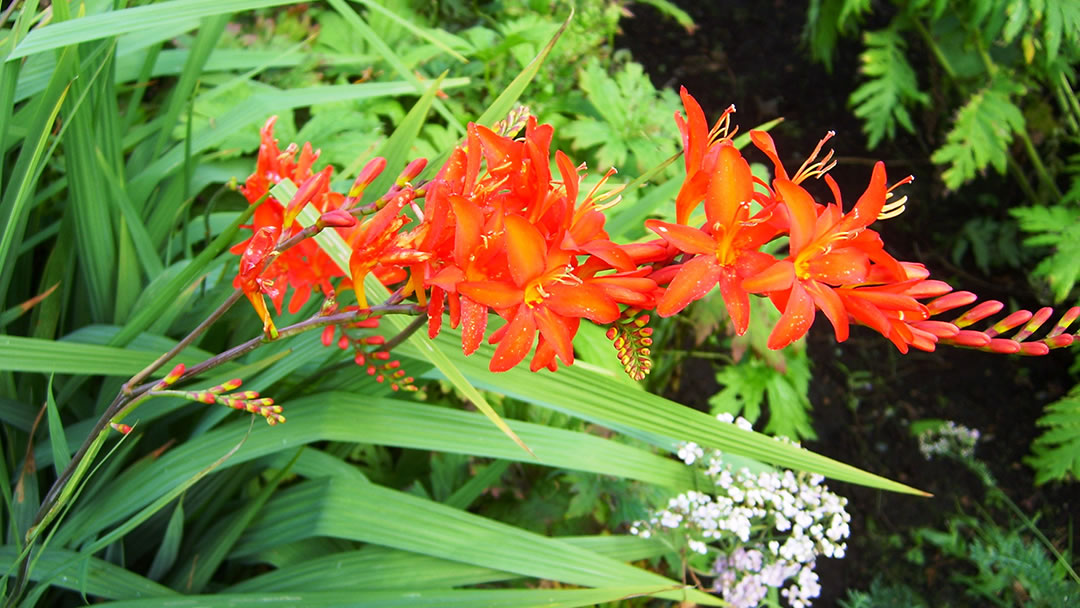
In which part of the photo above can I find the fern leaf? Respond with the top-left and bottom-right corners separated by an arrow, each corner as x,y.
1043,0 -> 1080,61
1012,204 -> 1080,302
849,27 -> 930,148
930,77 -> 1026,190
1025,386 -> 1080,484
1001,0 -> 1031,44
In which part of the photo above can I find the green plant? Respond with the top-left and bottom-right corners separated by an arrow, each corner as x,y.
1026,381 -> 1080,483
709,297 -> 815,442
807,0 -> 1079,197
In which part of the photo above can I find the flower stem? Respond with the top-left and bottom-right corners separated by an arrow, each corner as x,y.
11,288 -> 419,605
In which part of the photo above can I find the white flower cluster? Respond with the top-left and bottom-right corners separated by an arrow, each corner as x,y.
917,420 -> 980,461
629,415 -> 851,608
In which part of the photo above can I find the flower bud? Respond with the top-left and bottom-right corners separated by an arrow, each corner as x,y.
317,209 -> 357,229
396,159 -> 428,186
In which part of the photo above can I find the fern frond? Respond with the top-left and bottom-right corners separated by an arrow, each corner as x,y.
1042,0 -> 1080,61
849,27 -> 930,148
1012,203 -> 1080,302
1026,385 -> 1080,484
930,77 -> 1026,190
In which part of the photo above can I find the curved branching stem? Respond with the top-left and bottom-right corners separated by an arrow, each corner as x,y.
6,211 -> 422,604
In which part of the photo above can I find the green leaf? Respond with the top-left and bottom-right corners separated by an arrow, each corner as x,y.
0,51 -> 71,304
931,77 -> 1026,190
128,80 -> 468,204
229,478 -> 719,605
0,546 -> 176,600
229,534 -> 664,592
92,587 -> 678,608
45,375 -> 71,476
5,0 -> 302,60
324,0 -> 465,134
1012,204 -> 1080,302
474,10 -> 573,127
57,392 -> 697,549
849,27 -> 930,148
292,190 -> 535,458
363,74 -> 444,207
172,448 -> 302,592
1025,385 -> 1080,484
146,498 -> 184,581
0,335 -> 232,376
1043,0 -> 1080,62
401,332 -> 927,495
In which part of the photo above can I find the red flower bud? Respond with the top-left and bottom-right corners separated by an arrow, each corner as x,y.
317,209 -> 357,228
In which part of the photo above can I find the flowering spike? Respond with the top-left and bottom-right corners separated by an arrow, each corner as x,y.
987,338 -> 1022,354
397,159 -> 428,187
1047,306 -> 1080,338
153,363 -> 186,390
952,300 -> 1004,328
1019,342 -> 1051,356
282,169 -> 330,230
927,292 -> 979,315
986,310 -> 1034,338
344,157 -> 388,209
317,209 -> 357,229
110,422 -> 133,435
1012,307 -> 1053,341
947,330 -> 992,348
1045,334 -> 1076,348
607,309 -> 654,380
208,379 -> 243,395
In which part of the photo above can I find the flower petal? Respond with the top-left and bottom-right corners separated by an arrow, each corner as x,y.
705,143 -> 754,228
460,296 -> 488,355
534,305 -> 575,366
489,305 -> 536,372
458,280 -> 523,310
839,161 -> 887,233
718,266 -> 751,335
657,255 -> 722,317
504,214 -> 547,286
806,248 -> 870,285
678,86 -> 710,175
742,260 -> 795,294
767,281 -> 815,350
545,283 -> 620,323
645,220 -> 715,256
805,280 -> 849,342
750,130 -> 788,181
450,195 -> 484,267
774,179 -> 818,254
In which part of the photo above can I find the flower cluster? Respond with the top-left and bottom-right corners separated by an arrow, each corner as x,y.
230,89 -> 1080,376
631,415 -> 851,608
917,420 -> 981,461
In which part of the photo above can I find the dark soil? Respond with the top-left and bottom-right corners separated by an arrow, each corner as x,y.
618,1 -> 1079,604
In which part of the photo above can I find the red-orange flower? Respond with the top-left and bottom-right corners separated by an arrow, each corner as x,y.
422,117 -> 655,371
646,142 -> 778,333
232,117 -> 346,315
234,226 -> 280,338
741,131 -> 911,349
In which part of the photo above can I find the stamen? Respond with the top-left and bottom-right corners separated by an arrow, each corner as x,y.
878,195 -> 908,220
793,131 -> 836,183
879,175 -> 914,220
708,104 -> 737,145
585,167 -> 619,204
